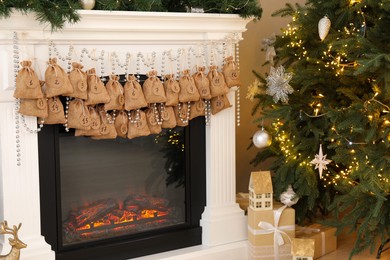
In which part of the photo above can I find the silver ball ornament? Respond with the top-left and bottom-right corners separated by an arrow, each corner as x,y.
79,0 -> 95,10
253,128 -> 272,149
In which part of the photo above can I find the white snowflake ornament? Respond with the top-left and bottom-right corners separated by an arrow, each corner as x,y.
266,65 -> 294,104
310,144 -> 332,178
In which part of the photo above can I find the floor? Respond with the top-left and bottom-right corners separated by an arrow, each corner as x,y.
319,232 -> 390,260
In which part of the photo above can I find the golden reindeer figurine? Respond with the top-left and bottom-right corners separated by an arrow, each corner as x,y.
0,221 -> 27,260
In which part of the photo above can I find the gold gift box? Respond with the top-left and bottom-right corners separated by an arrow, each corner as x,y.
296,223 -> 337,259
248,243 -> 291,260
248,203 -> 295,246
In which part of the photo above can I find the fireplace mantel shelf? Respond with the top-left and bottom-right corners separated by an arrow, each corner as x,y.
0,11 -> 250,260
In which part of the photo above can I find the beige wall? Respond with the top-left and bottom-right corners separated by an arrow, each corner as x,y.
236,0 -> 306,192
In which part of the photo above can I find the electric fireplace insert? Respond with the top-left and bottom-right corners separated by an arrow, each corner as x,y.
38,117 -> 206,260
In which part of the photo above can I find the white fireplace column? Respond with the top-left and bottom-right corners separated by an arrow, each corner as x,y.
200,89 -> 247,246
0,11 -> 250,259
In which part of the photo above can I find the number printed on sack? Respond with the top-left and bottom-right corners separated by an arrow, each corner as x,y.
216,99 -> 224,109
231,71 -> 238,79
100,125 -> 109,135
50,102 -> 60,113
120,124 -> 128,135
80,115 -> 90,127
36,98 -> 46,109
91,119 -> 100,130
213,77 -> 221,86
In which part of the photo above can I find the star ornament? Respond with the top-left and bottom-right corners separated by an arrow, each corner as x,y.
310,144 -> 332,179
266,65 -> 294,104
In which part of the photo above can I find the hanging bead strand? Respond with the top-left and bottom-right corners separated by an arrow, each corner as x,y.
13,32 -> 21,166
235,41 -> 241,127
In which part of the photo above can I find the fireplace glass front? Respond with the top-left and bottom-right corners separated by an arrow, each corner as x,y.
39,118 -> 205,260
60,129 -> 186,246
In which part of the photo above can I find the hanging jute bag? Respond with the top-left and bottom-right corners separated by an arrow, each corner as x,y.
143,70 -> 166,104
127,110 -> 151,139
42,96 -> 66,124
13,60 -> 43,99
174,102 -> 190,127
85,68 -> 110,105
75,106 -> 101,137
67,99 -> 91,130
189,99 -> 206,120
114,110 -> 129,138
91,106 -> 117,140
207,65 -> 229,98
45,58 -> 73,98
68,62 -> 88,100
124,74 -> 147,111
223,56 -> 241,87
104,74 -> 125,111
211,95 -> 232,115
145,107 -> 162,135
163,74 -> 180,106
178,69 -> 200,103
192,66 -> 211,100
161,106 -> 177,129
19,97 -> 48,118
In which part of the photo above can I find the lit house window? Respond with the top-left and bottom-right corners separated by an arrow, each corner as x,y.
265,193 -> 271,198
265,201 -> 271,208
256,202 -> 262,208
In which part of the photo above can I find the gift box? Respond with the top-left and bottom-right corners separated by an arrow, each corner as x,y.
248,242 -> 291,260
248,202 -> 295,247
296,223 -> 337,259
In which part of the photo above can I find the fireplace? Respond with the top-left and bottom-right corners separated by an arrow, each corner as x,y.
38,117 -> 206,259
0,10 -> 248,260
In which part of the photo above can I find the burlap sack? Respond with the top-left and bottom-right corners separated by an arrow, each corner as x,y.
211,95 -> 232,115
13,60 -> 43,99
75,106 -> 101,137
67,99 -> 91,130
189,99 -> 206,120
178,69 -> 200,103
114,110 -> 129,138
143,70 -> 166,104
163,74 -> 180,106
68,62 -> 88,100
207,65 -> 229,98
85,68 -> 110,105
42,96 -> 66,124
124,74 -> 147,111
91,107 -> 117,140
19,97 -> 48,118
223,56 -> 241,87
192,66 -> 211,99
174,102 -> 190,127
104,74 -> 124,111
145,107 -> 162,134
45,58 -> 73,98
127,110 -> 151,139
161,106 -> 177,129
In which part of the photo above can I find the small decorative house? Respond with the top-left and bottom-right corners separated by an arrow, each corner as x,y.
291,238 -> 315,260
248,171 -> 273,211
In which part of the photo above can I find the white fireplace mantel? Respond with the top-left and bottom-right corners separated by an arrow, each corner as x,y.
0,10 -> 249,260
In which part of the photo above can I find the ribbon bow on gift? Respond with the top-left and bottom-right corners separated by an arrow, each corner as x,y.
261,34 -> 276,65
256,205 -> 294,259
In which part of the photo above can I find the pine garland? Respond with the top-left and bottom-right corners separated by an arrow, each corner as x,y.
0,0 -> 262,31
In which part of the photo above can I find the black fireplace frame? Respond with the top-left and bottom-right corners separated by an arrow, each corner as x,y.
38,117 -> 206,260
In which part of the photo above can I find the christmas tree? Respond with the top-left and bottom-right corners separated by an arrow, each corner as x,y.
249,0 -> 390,257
